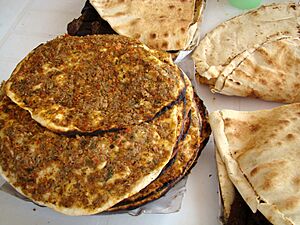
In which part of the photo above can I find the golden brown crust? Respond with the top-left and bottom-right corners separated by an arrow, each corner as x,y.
5,35 -> 184,133
0,91 -> 180,215
108,93 -> 211,211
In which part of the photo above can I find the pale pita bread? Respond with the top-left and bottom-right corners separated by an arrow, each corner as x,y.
212,36 -> 300,103
192,2 -> 300,88
216,150 -> 235,222
90,0 -> 205,51
210,104 -> 300,225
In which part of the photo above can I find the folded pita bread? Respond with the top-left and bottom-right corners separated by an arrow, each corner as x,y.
216,150 -> 235,222
192,2 -> 300,103
90,0 -> 205,51
216,149 -> 273,225
210,104 -> 300,225
213,36 -> 300,103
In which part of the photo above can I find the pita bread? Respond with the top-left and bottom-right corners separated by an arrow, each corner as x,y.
90,0 -> 205,51
216,150 -> 235,222
0,90 -> 181,215
216,149 -> 273,225
212,36 -> 300,103
5,35 -> 185,134
210,104 -> 300,225
192,2 -> 300,93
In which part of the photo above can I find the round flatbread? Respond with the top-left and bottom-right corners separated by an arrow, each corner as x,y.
108,93 -> 211,211
5,35 -> 184,133
0,90 -> 180,215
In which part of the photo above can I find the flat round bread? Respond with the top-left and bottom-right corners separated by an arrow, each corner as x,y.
90,0 -> 205,51
108,107 -> 194,211
171,72 -> 194,158
5,35 -> 184,133
109,93 -> 211,211
0,90 -> 180,215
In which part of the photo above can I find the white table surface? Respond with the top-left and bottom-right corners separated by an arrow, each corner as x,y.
0,0 -> 291,224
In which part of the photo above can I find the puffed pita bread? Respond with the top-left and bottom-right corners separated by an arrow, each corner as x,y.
210,104 -> 300,225
90,0 -> 205,51
192,2 -> 300,102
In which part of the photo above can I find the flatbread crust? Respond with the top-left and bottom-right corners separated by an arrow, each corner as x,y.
210,104 -> 300,225
192,2 -> 300,102
193,2 -> 300,82
211,36 -> 300,103
90,0 -> 205,51
5,35 -> 184,133
109,91 -> 211,211
0,89 -> 181,215
108,109 -> 194,211
216,150 -> 235,222
216,149 -> 273,225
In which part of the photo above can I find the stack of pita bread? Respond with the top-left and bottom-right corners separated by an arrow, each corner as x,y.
198,2 -> 300,225
0,34 -> 210,215
67,0 -> 205,51
192,2 -> 300,103
210,103 -> 300,225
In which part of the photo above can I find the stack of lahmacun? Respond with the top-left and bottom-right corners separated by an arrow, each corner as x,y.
0,34 -> 210,215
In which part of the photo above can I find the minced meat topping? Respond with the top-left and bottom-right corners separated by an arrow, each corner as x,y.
0,94 -> 179,214
110,98 -> 202,210
6,35 -> 184,133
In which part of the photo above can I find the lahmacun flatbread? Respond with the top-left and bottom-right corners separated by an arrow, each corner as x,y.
0,90 -> 181,215
5,35 -> 185,134
109,92 -> 210,211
